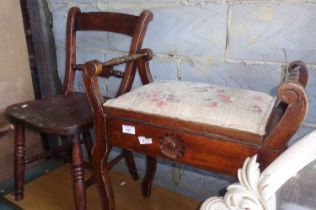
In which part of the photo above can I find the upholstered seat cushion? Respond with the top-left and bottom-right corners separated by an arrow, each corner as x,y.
104,80 -> 276,135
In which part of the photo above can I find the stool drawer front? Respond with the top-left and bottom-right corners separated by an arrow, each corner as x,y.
107,117 -> 259,175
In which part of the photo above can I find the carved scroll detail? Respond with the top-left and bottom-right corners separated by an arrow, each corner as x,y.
201,156 -> 275,210
277,82 -> 304,104
263,61 -> 308,149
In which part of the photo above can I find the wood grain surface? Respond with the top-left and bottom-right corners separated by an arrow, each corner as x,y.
5,164 -> 200,210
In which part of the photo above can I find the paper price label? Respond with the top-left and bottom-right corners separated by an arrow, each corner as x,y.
138,136 -> 152,145
122,125 -> 135,135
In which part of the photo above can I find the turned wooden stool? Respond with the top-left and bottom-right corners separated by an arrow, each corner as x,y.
82,50 -> 308,210
5,7 -> 153,210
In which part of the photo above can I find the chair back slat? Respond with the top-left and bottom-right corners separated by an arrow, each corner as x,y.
62,7 -> 153,95
76,12 -> 138,36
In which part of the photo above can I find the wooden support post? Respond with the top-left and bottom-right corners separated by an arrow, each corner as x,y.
24,0 -> 61,97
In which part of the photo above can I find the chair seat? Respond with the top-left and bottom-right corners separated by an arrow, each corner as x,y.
104,80 -> 276,136
6,92 -> 93,135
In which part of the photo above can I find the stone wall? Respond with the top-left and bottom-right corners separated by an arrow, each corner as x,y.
47,0 -> 316,199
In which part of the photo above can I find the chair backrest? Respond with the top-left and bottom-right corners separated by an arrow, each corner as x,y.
200,130 -> 316,210
62,7 -> 153,96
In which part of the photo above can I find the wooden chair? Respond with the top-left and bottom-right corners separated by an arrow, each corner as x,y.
0,122 -> 23,210
81,25 -> 308,210
201,129 -> 316,210
5,7 -> 153,210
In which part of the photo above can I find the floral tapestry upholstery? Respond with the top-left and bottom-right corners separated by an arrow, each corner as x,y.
104,80 -> 276,135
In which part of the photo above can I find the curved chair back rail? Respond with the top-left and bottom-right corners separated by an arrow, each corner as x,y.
200,130 -> 316,210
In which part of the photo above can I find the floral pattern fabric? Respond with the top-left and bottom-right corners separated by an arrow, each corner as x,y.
104,80 -> 276,135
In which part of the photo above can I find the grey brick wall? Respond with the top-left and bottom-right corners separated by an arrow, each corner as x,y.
47,0 -> 316,200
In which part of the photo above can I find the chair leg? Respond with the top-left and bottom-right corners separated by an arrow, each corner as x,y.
93,149 -> 115,210
142,155 -> 157,197
71,134 -> 86,210
123,149 -> 139,180
14,125 -> 25,201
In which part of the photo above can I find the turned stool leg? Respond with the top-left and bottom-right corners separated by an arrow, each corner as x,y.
142,155 -> 157,197
123,149 -> 139,180
14,125 -> 25,201
72,134 -> 86,210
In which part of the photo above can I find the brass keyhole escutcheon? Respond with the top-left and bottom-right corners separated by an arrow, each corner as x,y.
160,134 -> 185,159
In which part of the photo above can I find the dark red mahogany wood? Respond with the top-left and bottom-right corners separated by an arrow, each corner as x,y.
83,50 -> 308,210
